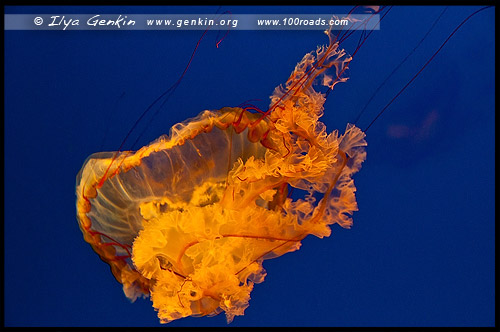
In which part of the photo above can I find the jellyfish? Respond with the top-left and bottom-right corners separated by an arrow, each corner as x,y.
75,27 -> 366,324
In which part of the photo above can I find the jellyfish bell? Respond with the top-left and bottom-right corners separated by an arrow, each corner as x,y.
76,23 -> 367,324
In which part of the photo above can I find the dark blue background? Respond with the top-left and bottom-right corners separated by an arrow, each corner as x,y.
4,6 -> 495,327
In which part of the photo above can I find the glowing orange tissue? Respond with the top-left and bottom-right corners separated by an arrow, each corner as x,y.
75,28 -> 367,324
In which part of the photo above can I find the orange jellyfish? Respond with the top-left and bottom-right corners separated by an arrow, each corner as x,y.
75,27 -> 366,324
